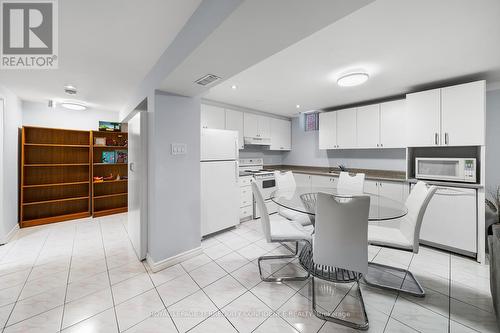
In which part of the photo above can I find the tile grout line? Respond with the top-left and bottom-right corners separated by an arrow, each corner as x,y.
2,226 -> 54,331
58,224 -> 78,332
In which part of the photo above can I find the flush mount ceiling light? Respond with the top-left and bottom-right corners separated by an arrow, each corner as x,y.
60,101 -> 87,111
337,72 -> 369,87
64,85 -> 77,95
296,104 -> 301,109
231,84 -> 237,90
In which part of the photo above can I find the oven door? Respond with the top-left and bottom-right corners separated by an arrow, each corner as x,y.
415,158 -> 464,182
259,178 -> 276,199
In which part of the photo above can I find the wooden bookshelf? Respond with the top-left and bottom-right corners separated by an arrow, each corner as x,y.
91,131 -> 128,217
20,127 -> 92,227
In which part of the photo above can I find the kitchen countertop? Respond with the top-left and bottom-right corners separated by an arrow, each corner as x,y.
239,171 -> 254,177
407,178 -> 484,189
265,165 -> 407,183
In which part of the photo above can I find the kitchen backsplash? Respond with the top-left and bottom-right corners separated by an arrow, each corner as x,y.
239,148 -> 284,165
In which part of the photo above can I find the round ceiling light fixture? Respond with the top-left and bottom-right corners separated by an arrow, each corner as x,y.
296,104 -> 301,109
60,101 -> 88,111
231,84 -> 237,90
337,72 -> 369,87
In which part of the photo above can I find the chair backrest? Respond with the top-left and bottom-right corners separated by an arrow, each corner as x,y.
313,192 -> 370,275
251,182 -> 272,242
338,172 -> 365,192
275,171 -> 296,190
400,181 -> 437,252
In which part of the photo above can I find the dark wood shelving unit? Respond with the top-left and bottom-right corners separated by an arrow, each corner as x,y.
91,131 -> 128,217
20,127 -> 92,227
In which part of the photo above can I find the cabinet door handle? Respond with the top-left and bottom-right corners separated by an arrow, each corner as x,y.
435,133 -> 439,145
445,132 -> 449,145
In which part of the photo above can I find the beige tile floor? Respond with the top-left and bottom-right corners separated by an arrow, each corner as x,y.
0,213 -> 496,332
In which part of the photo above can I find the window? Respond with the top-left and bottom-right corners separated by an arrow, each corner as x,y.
304,113 -> 319,131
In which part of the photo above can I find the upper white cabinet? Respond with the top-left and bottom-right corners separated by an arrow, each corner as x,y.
270,118 -> 291,151
201,104 -> 225,129
406,80 -> 485,147
336,108 -> 357,149
244,113 -> 271,138
225,109 -> 244,149
441,81 -> 485,146
380,100 -> 406,148
406,88 -> 441,146
356,104 -> 380,148
319,112 -> 337,149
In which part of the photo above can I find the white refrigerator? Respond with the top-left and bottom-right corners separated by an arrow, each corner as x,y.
201,129 -> 240,236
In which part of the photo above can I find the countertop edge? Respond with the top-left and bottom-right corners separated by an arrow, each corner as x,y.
407,178 -> 484,189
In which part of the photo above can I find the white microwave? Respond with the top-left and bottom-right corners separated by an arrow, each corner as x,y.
415,158 -> 477,183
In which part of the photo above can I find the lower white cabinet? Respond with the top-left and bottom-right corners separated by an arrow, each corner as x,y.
239,176 -> 253,220
418,186 -> 477,255
311,175 -> 337,188
293,173 -> 312,191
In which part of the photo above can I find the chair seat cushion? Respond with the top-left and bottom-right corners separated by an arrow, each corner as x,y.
278,207 -> 312,226
368,225 -> 413,250
270,214 -> 313,241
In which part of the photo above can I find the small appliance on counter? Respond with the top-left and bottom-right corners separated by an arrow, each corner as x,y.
415,157 -> 476,183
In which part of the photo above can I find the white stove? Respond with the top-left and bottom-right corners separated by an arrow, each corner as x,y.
239,158 -> 277,218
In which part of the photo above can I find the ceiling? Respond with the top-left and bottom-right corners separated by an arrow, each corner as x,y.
0,0 -> 201,112
203,0 -> 500,116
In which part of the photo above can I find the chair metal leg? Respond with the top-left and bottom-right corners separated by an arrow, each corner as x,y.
363,262 -> 425,297
311,277 -> 369,330
257,241 -> 310,282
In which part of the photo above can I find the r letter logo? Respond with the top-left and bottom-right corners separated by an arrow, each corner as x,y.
1,0 -> 58,69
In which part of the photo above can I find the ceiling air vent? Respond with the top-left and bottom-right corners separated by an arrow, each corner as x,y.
195,74 -> 221,86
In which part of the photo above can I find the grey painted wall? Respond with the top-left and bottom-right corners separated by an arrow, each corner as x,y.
147,92 -> 201,263
486,89 -> 500,192
282,116 -> 407,171
0,86 -> 22,241
23,101 -> 119,131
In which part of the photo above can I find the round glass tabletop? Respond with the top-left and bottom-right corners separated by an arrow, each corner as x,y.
271,186 -> 408,222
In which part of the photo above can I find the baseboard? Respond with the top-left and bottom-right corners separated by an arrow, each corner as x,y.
1,223 -> 19,245
146,246 -> 203,273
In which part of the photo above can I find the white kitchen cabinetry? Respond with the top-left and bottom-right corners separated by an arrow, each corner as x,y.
406,88 -> 441,147
270,118 -> 291,151
418,186 -> 477,255
239,176 -> 253,220
293,173 -> 312,191
319,112 -> 337,149
336,108 -> 357,149
311,175 -> 337,188
380,100 -> 406,148
406,80 -> 485,147
244,113 -> 271,138
366,180 -> 406,218
225,109 -> 244,149
357,105 -> 380,148
201,104 -> 225,129
441,81 -> 485,146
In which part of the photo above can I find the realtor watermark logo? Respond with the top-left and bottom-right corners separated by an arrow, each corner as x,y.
0,0 -> 58,69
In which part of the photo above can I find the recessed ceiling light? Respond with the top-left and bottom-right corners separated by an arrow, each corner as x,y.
337,72 -> 369,87
60,102 -> 87,111
296,104 -> 301,109
231,85 -> 237,90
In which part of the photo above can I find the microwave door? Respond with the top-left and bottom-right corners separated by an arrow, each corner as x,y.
417,159 -> 461,181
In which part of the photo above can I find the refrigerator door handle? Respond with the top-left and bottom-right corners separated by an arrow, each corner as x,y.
235,161 -> 238,183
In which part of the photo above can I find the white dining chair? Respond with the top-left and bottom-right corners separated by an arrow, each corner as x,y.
299,192 -> 370,330
274,171 -> 312,226
338,171 -> 365,192
365,181 -> 437,296
252,182 -> 313,282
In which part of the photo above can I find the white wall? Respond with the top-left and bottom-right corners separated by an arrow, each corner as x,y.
282,116 -> 407,170
23,100 -> 119,131
0,86 -> 22,242
486,89 -> 500,192
147,91 -> 201,263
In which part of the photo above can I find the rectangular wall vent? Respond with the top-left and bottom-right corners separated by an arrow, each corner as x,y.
195,74 -> 221,86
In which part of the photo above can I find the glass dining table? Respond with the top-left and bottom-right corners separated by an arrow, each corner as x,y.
271,186 -> 408,223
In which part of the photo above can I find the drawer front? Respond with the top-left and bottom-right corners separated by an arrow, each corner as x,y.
240,206 -> 253,219
240,186 -> 253,207
239,176 -> 253,187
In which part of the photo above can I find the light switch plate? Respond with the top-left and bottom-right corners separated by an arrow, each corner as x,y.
171,143 -> 187,155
